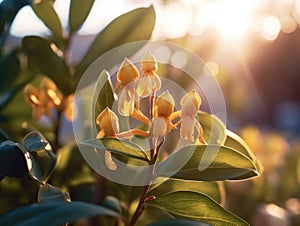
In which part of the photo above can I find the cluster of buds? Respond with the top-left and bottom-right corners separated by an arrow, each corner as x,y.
24,77 -> 73,122
96,52 -> 206,170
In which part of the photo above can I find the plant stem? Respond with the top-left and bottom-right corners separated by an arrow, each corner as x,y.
129,138 -> 164,226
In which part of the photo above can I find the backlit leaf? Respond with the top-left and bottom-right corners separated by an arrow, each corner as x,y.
80,138 -> 149,162
149,179 -> 222,204
22,36 -> 71,95
155,145 -> 258,181
148,191 -> 248,226
198,111 -> 226,145
69,0 -> 95,33
147,219 -> 210,226
224,130 -> 262,173
93,70 -> 116,123
75,6 -> 155,78
32,1 -> 63,40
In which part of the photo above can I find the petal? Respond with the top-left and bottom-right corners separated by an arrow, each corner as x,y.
136,76 -> 152,97
180,115 -> 195,143
152,117 -> 168,138
181,90 -> 202,116
118,87 -> 136,116
105,150 -> 117,170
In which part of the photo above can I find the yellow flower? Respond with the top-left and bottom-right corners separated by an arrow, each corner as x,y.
96,107 -> 119,171
115,58 -> 151,125
24,77 -> 62,120
116,58 -> 139,88
96,107 -> 150,170
154,91 -> 175,118
136,52 -> 161,97
179,90 -> 206,144
152,91 -> 176,143
96,107 -> 119,138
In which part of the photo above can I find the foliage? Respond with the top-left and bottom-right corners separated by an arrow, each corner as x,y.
0,1 -> 262,226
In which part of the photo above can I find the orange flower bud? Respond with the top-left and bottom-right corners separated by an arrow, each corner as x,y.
181,90 -> 202,116
117,58 -> 140,86
141,51 -> 157,72
154,91 -> 175,118
96,107 -> 119,137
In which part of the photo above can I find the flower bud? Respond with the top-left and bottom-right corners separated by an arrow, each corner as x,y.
117,58 -> 139,86
141,51 -> 157,72
181,90 -> 202,116
96,107 -> 119,136
154,91 -> 175,118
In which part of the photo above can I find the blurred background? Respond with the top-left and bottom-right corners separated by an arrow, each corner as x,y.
1,0 -> 300,225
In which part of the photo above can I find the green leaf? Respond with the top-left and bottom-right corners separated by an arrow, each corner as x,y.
69,0 -> 95,33
0,201 -> 120,226
38,184 -> 70,204
94,70 -> 116,123
156,145 -> 258,181
103,196 -> 122,214
22,130 -> 48,152
147,219 -> 210,226
80,137 -> 149,162
32,1 -> 63,40
224,130 -> 262,173
149,179 -> 222,204
0,48 -> 20,93
75,5 -> 155,77
22,36 -> 71,95
147,191 -> 248,226
0,141 -> 31,179
198,111 -> 226,145
21,131 -> 57,183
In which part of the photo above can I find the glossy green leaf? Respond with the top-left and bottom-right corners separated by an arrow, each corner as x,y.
80,138 -> 149,161
103,196 -> 122,214
224,130 -> 262,173
148,191 -> 248,226
22,130 -> 48,152
0,131 -> 56,183
0,141 -> 31,179
149,179 -> 222,204
38,184 -> 70,204
147,219 -> 210,226
0,48 -> 20,93
198,111 -> 226,145
0,201 -> 120,226
32,1 -> 63,40
94,70 -> 116,123
22,36 -> 71,94
156,145 -> 258,181
21,131 -> 56,183
75,5 -> 155,77
69,0 -> 95,33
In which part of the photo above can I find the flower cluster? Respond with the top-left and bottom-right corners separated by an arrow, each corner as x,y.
24,77 -> 73,122
96,52 -> 206,170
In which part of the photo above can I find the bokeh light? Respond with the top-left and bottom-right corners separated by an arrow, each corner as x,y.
261,15 -> 281,41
